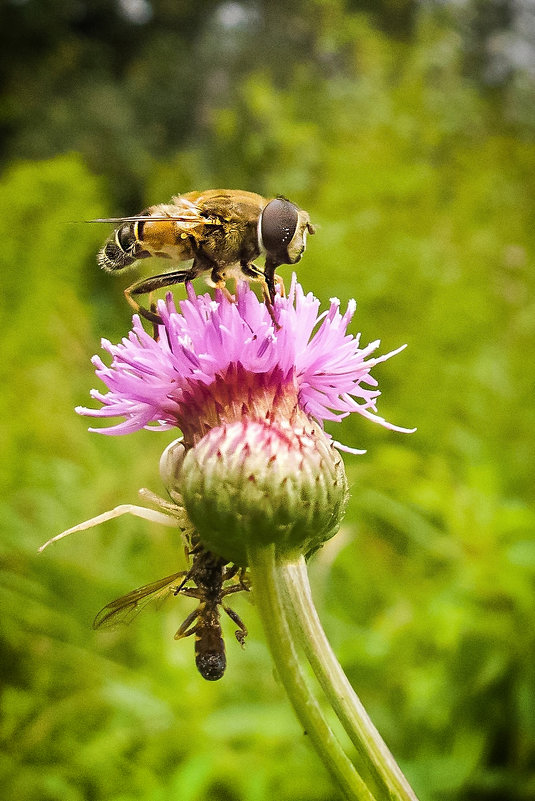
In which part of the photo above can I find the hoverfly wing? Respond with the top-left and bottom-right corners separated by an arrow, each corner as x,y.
87,215 -> 220,225
93,570 -> 185,629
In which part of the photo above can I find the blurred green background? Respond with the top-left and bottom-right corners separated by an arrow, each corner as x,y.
1,1 -> 534,800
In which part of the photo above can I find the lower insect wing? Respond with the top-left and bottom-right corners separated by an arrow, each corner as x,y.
92,571 -> 185,629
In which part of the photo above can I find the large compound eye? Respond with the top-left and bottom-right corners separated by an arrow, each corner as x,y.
260,198 -> 299,262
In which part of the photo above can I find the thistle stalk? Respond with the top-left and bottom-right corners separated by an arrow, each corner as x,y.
247,544 -> 377,801
280,558 -> 419,801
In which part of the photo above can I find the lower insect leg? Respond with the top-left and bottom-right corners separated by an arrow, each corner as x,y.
174,608 -> 200,639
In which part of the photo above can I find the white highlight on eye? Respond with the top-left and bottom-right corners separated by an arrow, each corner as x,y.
257,209 -> 265,254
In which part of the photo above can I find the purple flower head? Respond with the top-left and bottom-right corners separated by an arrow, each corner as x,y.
78,276 -> 413,451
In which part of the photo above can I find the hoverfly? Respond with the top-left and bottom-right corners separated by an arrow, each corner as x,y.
93,545 -> 249,681
92,189 -> 315,324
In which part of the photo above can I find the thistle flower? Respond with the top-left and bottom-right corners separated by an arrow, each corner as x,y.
78,276 -> 412,562
80,276 -> 411,443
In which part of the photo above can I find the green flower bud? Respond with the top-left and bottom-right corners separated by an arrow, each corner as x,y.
165,418 -> 348,565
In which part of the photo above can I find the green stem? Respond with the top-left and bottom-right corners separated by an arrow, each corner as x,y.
280,557 -> 419,801
247,543 -> 377,801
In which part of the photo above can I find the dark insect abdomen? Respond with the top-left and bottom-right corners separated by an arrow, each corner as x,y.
195,612 -> 226,681
195,649 -> 227,681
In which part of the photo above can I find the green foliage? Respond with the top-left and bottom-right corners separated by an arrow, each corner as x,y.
1,4 -> 534,801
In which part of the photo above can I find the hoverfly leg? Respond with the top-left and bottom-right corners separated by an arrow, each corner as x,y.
150,301 -> 159,339
125,269 -> 197,325
239,260 -> 264,281
222,605 -> 248,648
128,269 -> 197,295
221,286 -> 237,303
262,285 -> 281,331
275,273 -> 286,298
263,254 -> 281,304
124,284 -> 162,326
209,266 -> 234,302
259,254 -> 283,329
238,258 -> 281,328
237,262 -> 263,305
209,265 -> 225,287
